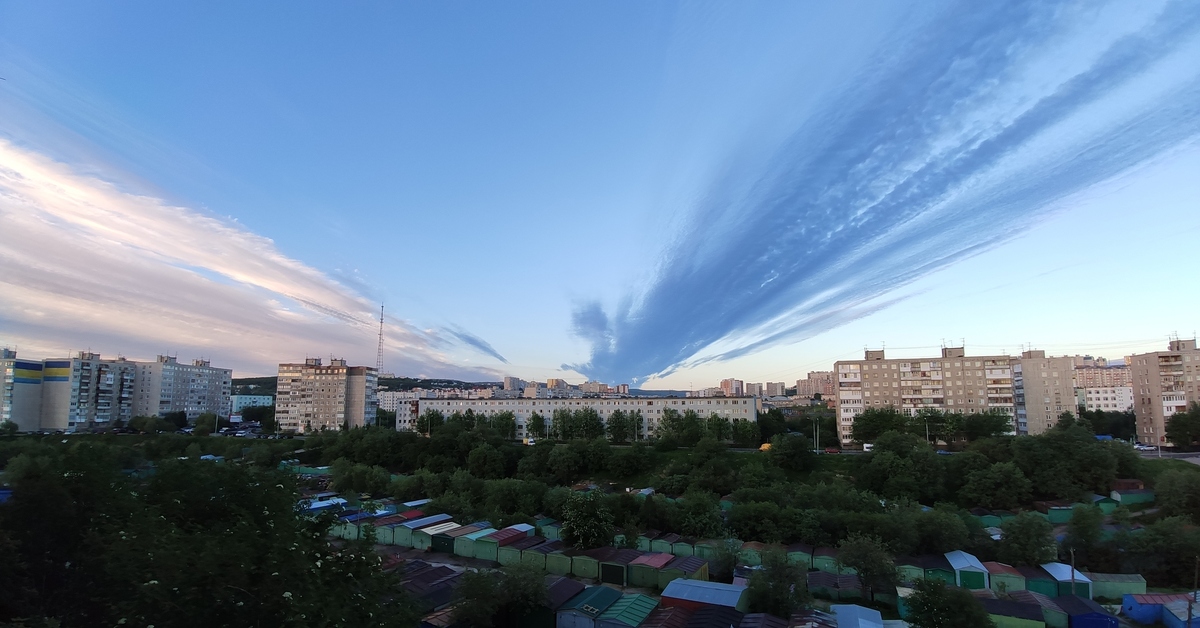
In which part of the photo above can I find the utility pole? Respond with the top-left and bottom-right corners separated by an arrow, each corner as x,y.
1069,548 -> 1077,597
1190,555 -> 1198,625
375,304 -> 385,374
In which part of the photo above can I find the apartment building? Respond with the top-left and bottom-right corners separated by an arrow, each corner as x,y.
231,394 -> 274,414
132,355 -> 232,420
1075,364 -> 1132,388
720,379 -> 744,397
744,383 -> 764,397
1079,386 -> 1133,413
834,347 -> 1015,445
398,396 -> 758,439
1012,350 -> 1077,435
1,349 -> 43,432
275,358 -> 378,433
796,372 -> 835,399
1129,339 -> 1200,446
766,382 -> 787,397
35,352 -> 137,432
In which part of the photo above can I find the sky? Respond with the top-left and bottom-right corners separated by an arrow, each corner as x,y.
1,1 -> 1199,386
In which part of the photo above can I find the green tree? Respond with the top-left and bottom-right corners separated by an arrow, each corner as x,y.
704,413 -> 732,441
731,419 -> 762,447
746,549 -> 810,617
605,409 -> 632,443
547,445 -> 584,484
1155,469 -> 1200,523
837,534 -> 898,602
1063,503 -> 1104,563
0,447 -> 419,626
1166,402 -> 1200,448
904,578 -> 995,628
374,408 -> 397,430
527,412 -> 547,439
467,444 -> 506,479
452,563 -> 547,628
851,406 -> 909,444
961,410 -> 1013,441
958,462 -> 1032,511
0,420 -> 18,438
416,408 -> 445,435
162,411 -> 188,429
560,491 -> 613,549
767,433 -> 816,472
998,512 -> 1056,566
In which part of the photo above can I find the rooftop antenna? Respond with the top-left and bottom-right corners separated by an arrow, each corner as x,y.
376,304 -> 385,373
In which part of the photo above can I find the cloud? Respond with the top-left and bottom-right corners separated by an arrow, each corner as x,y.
0,139 -> 506,378
440,326 -> 509,365
570,1 -> 1200,383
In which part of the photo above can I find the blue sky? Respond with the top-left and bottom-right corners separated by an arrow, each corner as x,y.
1,1 -> 1198,386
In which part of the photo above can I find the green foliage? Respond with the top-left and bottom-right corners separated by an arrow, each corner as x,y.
550,408 -> 605,441
128,415 -> 177,434
1155,468 -> 1200,523
997,512 -> 1056,566
1124,516 -> 1200,588
961,410 -> 1014,441
527,412 -> 547,439
0,444 -> 418,626
1079,409 -> 1136,440
746,549 -> 810,617
329,457 -> 392,495
605,409 -> 636,443
904,578 -> 995,628
547,446 -> 584,484
607,442 -> 654,478
560,491 -> 613,549
856,431 -> 943,502
850,406 -> 909,443
708,538 -> 743,583
1011,422 -> 1123,499
242,404 -> 276,432
416,408 -> 445,434
1063,504 -> 1104,563
958,461 -> 1032,511
161,411 -> 188,429
1166,402 -> 1200,448
837,534 -> 898,601
453,564 -> 546,628
767,433 -> 816,472
0,420 -> 18,438
730,419 -> 761,447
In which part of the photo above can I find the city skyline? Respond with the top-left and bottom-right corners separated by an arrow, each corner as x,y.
2,2 -> 1200,386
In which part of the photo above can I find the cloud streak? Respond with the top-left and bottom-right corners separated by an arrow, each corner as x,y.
569,1 -> 1200,383
0,139 -> 506,378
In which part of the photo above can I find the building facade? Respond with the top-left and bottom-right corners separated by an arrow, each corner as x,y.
796,372 -> 835,399
36,352 -> 137,432
1079,386 -> 1133,413
1012,350 -> 1077,435
1129,339 -> 1200,446
1,349 -> 44,432
719,379 -> 744,397
766,382 -> 787,397
834,347 -> 1015,445
397,396 -> 759,440
231,394 -> 274,414
275,358 -> 378,433
133,356 -> 232,420
1075,365 -> 1132,388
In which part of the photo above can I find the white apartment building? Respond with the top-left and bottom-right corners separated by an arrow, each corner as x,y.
1080,387 -> 1133,413
835,347 -> 1015,445
231,394 -> 274,414
133,355 -> 232,420
1129,339 -> 1200,446
37,352 -> 138,432
275,358 -> 378,433
397,396 -> 759,439
1,349 -> 44,432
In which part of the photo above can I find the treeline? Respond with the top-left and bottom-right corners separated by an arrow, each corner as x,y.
0,438 -> 416,626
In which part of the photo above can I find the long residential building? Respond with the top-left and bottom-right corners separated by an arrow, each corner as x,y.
1,349 -> 44,432
796,372 -> 835,399
835,347 -> 1016,445
1129,339 -> 1200,446
396,396 -> 759,440
276,358 -> 378,433
133,355 -> 232,420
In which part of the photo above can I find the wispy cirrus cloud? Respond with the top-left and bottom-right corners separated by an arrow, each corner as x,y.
569,0 -> 1200,383
0,139 -> 505,378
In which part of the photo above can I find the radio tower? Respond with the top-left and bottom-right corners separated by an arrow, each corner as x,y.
375,304 -> 385,373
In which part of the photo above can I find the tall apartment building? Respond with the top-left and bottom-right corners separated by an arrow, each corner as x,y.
275,358 -> 378,433
1075,364 -> 1132,388
766,382 -> 787,397
720,379 -> 744,397
796,372 -> 835,398
834,347 -> 1015,446
1129,339 -> 1200,446
35,352 -> 137,432
502,376 -> 526,391
1,349 -> 44,432
744,382 -> 764,397
1011,350 -> 1077,435
398,395 -> 759,439
132,356 -> 232,420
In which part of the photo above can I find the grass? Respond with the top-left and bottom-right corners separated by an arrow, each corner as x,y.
1139,457 -> 1200,485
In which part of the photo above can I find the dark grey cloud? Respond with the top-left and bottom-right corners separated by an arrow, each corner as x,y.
441,326 -> 510,365
570,1 -> 1200,383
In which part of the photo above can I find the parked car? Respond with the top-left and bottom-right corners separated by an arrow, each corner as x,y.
824,447 -> 840,454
